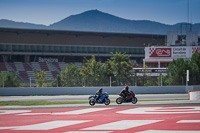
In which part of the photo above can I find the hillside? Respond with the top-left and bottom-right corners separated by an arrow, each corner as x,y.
0,10 -> 200,35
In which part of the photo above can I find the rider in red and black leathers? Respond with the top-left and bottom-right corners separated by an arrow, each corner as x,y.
120,86 -> 130,100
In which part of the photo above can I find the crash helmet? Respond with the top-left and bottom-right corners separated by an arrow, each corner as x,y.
99,88 -> 103,92
125,86 -> 129,90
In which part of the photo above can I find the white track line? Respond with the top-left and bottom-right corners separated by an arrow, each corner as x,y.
177,120 -> 200,123
0,110 -> 31,115
52,108 -> 112,115
18,113 -> 51,115
0,127 -> 17,130
136,130 -> 200,133
83,120 -> 162,130
64,131 -> 112,133
117,106 -> 200,114
19,108 -> 112,115
12,120 -> 91,130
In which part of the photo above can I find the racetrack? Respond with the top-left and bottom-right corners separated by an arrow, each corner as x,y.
0,94 -> 199,133
0,105 -> 200,133
0,94 -> 188,102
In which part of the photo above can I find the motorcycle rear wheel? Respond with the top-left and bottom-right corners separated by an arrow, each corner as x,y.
132,97 -> 138,104
89,99 -> 95,106
116,97 -> 123,104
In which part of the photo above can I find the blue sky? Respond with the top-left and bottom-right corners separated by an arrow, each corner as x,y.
0,0 -> 199,26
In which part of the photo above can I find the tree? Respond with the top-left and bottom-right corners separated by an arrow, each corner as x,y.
80,56 -> 104,86
144,78 -> 157,86
106,52 -> 132,86
0,72 -> 20,87
51,75 -> 61,87
157,73 -> 167,86
190,53 -> 200,85
34,70 -> 47,87
145,73 -> 167,86
166,58 -> 190,85
164,53 -> 200,85
59,64 -> 82,87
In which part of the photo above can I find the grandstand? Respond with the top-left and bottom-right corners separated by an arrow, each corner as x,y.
0,27 -> 166,83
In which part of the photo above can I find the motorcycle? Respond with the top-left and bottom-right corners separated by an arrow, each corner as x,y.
88,92 -> 110,106
116,91 -> 138,104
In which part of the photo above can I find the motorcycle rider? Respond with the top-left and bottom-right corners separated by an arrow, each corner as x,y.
95,88 -> 103,102
120,86 -> 130,100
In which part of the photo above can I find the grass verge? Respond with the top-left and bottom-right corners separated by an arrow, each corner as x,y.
0,101 -> 89,106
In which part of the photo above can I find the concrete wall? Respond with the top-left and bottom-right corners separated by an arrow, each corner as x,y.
0,86 -> 200,96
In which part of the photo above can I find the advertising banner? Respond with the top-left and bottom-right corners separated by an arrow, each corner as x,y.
146,46 -> 200,59
149,48 -> 171,57
172,47 -> 187,58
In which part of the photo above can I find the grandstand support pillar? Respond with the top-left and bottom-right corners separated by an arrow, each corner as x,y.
57,76 -> 58,87
110,76 -> 111,87
25,55 -> 30,62
135,72 -> 137,86
143,61 -> 145,68
3,55 -> 8,62
2,55 -> 5,62
161,73 -> 163,86
34,56 -> 36,62
30,77 -> 31,87
2,72 -> 4,88
158,61 -> 160,68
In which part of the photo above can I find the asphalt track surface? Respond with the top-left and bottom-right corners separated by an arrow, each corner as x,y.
0,94 -> 189,102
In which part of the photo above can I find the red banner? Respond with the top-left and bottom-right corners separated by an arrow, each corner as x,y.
149,48 -> 171,57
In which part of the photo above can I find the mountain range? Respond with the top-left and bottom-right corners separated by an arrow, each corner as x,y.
0,10 -> 200,35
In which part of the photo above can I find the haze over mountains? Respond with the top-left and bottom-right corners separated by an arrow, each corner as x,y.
0,10 -> 200,35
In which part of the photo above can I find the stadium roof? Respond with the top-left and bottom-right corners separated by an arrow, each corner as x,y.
0,27 -> 166,39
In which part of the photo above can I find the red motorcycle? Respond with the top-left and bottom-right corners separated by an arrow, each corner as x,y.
116,91 -> 138,104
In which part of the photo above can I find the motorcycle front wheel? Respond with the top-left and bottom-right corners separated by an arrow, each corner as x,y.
104,99 -> 110,105
116,97 -> 123,104
89,99 -> 95,106
131,97 -> 138,104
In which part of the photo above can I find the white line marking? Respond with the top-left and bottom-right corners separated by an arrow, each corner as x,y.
18,113 -> 51,115
53,108 -> 112,115
117,106 -> 200,114
177,120 -> 200,123
136,130 -> 200,133
0,127 -> 17,130
117,107 -> 162,114
18,108 -> 112,115
82,120 -> 162,130
64,131 -> 112,133
12,120 -> 91,130
0,110 -> 31,115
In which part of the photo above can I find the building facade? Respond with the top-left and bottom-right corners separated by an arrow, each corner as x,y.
1,27 -> 199,83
